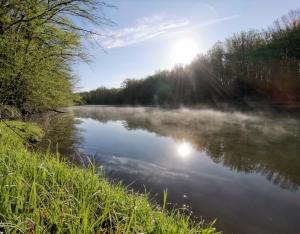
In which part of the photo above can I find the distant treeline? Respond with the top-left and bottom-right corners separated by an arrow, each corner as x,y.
80,9 -> 300,108
0,1 -> 110,115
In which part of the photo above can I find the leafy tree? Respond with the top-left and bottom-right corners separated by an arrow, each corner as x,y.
0,0 -> 112,114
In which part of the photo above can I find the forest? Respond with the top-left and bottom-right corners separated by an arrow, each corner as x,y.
0,0 -> 111,115
80,9 -> 300,109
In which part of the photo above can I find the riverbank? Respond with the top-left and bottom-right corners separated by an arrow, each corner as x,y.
0,120 -> 217,233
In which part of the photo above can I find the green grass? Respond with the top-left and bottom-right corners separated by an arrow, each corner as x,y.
0,121 -> 218,233
0,120 -> 43,144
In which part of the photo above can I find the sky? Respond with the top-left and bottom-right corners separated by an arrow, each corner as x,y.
75,0 -> 300,91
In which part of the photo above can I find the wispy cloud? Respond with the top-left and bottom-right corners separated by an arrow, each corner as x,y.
193,14 -> 240,29
96,14 -> 240,50
97,14 -> 190,49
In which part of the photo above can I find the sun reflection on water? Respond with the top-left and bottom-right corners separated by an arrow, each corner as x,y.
176,141 -> 193,158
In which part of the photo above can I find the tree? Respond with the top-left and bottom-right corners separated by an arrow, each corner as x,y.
0,0 -> 112,113
80,9 -> 300,108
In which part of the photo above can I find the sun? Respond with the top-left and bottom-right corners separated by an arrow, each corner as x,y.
170,37 -> 199,66
176,141 -> 193,158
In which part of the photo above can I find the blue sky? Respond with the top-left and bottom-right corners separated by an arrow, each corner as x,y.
75,0 -> 300,91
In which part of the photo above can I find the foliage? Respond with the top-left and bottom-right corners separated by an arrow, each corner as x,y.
0,121 -> 218,233
81,9 -> 300,107
0,105 -> 21,119
0,0 -> 111,114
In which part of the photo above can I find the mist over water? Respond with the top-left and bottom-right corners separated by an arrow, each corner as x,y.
38,106 -> 300,234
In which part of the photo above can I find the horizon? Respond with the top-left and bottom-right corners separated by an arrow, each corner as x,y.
75,0 -> 300,91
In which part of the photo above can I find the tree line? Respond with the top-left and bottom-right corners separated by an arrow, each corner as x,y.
0,0 -> 111,115
80,9 -> 300,108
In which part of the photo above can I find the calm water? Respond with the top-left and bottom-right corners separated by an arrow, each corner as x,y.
37,106 -> 300,234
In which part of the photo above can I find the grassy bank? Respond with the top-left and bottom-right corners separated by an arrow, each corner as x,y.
0,121 -> 217,233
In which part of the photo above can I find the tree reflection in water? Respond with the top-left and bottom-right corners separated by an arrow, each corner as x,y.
67,106 -> 300,191
31,112 -> 85,165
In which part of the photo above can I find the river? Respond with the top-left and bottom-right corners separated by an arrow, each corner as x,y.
35,106 -> 300,234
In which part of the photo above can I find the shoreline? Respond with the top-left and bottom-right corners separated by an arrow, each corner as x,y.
0,120 -> 218,233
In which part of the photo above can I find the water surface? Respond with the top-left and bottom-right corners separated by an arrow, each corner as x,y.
38,106 -> 300,234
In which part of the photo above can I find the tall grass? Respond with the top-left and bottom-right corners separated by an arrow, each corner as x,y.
0,121 -> 218,233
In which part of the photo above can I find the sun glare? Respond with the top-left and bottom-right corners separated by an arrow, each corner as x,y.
170,38 -> 199,66
177,141 -> 193,158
